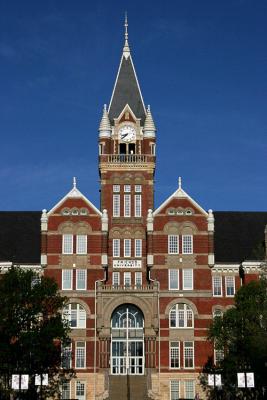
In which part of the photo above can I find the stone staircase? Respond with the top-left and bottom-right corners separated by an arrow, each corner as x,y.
108,375 -> 150,400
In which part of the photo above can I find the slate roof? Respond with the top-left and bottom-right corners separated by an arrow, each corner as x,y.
108,55 -> 146,125
0,212 -> 41,264
214,212 -> 267,263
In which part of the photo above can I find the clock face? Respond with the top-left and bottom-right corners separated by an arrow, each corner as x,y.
119,125 -> 136,142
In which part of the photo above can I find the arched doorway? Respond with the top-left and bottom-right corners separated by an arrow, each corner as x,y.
111,304 -> 144,375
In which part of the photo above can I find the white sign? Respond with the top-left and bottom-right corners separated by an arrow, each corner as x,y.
237,373 -> 246,388
246,373 -> 255,388
113,259 -> 142,268
35,374 -> 48,386
21,375 -> 29,390
11,375 -> 20,390
208,374 -> 221,386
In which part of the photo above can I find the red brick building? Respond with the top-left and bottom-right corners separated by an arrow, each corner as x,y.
0,20 -> 267,400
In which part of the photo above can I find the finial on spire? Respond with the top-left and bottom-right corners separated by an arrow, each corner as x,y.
73,177 -> 77,189
123,12 -> 130,59
178,177 -> 182,189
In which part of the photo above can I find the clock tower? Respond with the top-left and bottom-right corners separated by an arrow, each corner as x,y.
98,16 -> 156,287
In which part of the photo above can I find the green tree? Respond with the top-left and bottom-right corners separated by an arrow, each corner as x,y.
0,267 -> 73,399
201,279 -> 267,399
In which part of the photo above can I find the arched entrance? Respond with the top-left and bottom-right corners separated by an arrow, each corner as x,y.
111,304 -> 144,375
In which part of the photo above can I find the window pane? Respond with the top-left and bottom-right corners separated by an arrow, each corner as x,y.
124,272 -> 131,287
169,269 -> 179,290
61,345 -> 72,369
76,342 -> 86,368
76,235 -> 87,254
184,341 -> 194,368
170,342 -> 180,369
113,185 -> 120,192
124,239 -> 131,257
135,195 -> 142,217
63,234 -> 73,254
226,276 -> 235,296
113,194 -> 120,217
124,185 -> 131,192
213,276 -> 222,296
76,269 -> 86,290
182,235 -> 193,254
62,270 -> 72,290
135,272 -> 142,287
170,380 -> 179,400
135,239 -> 142,257
124,194 -> 131,217
112,272 -> 120,287
62,381 -> 71,399
76,381 -> 86,400
184,380 -> 195,399
168,235 -> 179,254
183,269 -> 193,290
135,185 -> 142,193
113,239 -> 120,257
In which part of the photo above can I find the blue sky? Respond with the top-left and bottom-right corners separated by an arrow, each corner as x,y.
0,0 -> 266,211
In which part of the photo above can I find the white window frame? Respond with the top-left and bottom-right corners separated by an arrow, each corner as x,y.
76,269 -> 87,290
169,341 -> 180,369
225,276 -> 235,297
64,303 -> 86,329
184,380 -> 195,399
169,304 -> 194,329
124,272 -> 131,287
135,239 -> 142,258
124,194 -> 131,217
62,269 -> 73,290
182,235 -> 193,254
113,185 -> 120,193
135,194 -> 142,217
61,381 -> 71,400
124,185 -> 131,192
76,235 -> 87,255
170,380 -> 180,400
182,269 -> 193,290
135,271 -> 142,288
112,272 -> 120,287
113,194 -> 120,217
168,235 -> 179,254
212,276 -> 222,297
168,269 -> 179,290
135,185 -> 142,193
124,239 -> 131,257
113,239 -> 120,258
184,341 -> 194,369
76,380 -> 86,400
75,341 -> 86,369
62,234 -> 73,254
61,343 -> 72,369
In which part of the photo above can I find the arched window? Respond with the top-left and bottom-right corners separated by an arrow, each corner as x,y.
63,303 -> 86,329
213,308 -> 223,319
169,303 -> 194,328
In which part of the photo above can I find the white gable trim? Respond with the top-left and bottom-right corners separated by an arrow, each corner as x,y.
48,186 -> 101,216
154,186 -> 208,217
114,103 -> 139,123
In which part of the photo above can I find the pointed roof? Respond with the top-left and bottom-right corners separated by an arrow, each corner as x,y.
108,16 -> 146,125
144,105 -> 156,134
154,177 -> 208,216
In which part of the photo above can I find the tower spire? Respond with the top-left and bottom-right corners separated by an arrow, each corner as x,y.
123,12 -> 130,59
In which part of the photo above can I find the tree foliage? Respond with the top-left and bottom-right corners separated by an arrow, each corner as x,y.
201,279 -> 267,399
0,267 -> 73,399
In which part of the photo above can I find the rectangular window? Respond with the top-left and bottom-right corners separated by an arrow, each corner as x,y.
135,272 -> 142,288
76,381 -> 86,400
135,239 -> 142,257
170,341 -> 180,369
112,272 -> 120,287
124,194 -> 131,217
62,234 -> 73,254
212,276 -> 222,296
62,344 -> 72,369
124,239 -> 131,257
75,342 -> 86,368
64,304 -> 86,329
184,341 -> 194,369
61,381 -> 71,399
168,235 -> 179,254
151,143 -> 156,156
225,276 -> 235,297
76,269 -> 87,290
214,345 -> 224,365
124,185 -> 131,192
135,185 -> 142,192
184,380 -> 195,399
183,269 -> 193,290
76,235 -> 87,254
113,185 -> 120,193
182,235 -> 193,254
168,269 -> 179,290
135,194 -> 142,217
170,380 -> 180,400
62,270 -> 73,290
124,272 -> 131,287
113,239 -> 120,258
113,194 -> 120,217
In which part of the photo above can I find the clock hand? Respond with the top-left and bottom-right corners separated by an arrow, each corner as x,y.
121,133 -> 128,139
